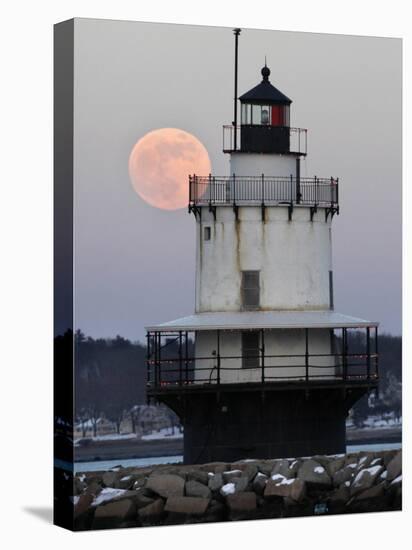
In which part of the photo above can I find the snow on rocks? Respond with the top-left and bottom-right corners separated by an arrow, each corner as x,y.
350,464 -> 384,496
118,475 -> 136,489
91,487 -> 128,507
264,475 -> 306,502
298,459 -> 332,486
271,473 -> 285,482
222,469 -> 243,483
271,459 -> 298,479
220,482 -> 236,496
390,474 -> 402,486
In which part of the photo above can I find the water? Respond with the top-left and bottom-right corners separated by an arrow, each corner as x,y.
346,442 -> 401,453
74,455 -> 183,473
73,441 -> 401,473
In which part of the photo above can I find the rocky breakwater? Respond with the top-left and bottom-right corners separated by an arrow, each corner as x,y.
72,449 -> 402,530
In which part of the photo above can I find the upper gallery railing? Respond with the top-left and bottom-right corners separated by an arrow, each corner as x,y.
189,175 -> 339,209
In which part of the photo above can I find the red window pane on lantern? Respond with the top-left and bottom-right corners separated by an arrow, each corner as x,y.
271,105 -> 284,126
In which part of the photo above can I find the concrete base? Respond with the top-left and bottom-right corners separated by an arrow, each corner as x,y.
158,387 -> 368,464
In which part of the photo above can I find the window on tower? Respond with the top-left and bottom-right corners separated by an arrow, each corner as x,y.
204,226 -> 211,241
241,270 -> 260,309
242,331 -> 260,368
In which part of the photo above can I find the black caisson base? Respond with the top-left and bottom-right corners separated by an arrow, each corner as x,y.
158,386 -> 368,464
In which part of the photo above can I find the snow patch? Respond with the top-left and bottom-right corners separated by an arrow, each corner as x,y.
221,483 -> 236,496
82,433 -> 138,442
92,488 -> 127,507
141,427 -> 183,441
314,466 -> 325,474
280,478 -> 295,486
390,475 -> 402,485
271,473 -> 286,483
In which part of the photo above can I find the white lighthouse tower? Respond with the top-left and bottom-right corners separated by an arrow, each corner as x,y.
146,36 -> 379,464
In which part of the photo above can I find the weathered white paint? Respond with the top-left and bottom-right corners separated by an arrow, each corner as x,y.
230,152 -> 297,177
195,205 -> 332,313
194,329 -> 337,384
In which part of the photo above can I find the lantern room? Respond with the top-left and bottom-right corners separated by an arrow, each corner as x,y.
237,65 -> 293,154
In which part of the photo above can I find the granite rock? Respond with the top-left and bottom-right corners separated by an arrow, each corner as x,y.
165,496 -> 210,516
386,451 -> 402,482
185,480 -> 212,499
298,459 -> 331,487
145,474 -> 185,498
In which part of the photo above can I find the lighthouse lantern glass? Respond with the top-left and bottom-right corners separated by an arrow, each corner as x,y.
241,103 -> 251,124
252,104 -> 261,124
241,103 -> 290,127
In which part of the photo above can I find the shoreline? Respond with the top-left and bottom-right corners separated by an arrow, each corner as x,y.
74,427 -> 401,464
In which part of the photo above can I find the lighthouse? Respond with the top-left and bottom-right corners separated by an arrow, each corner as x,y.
146,38 -> 379,464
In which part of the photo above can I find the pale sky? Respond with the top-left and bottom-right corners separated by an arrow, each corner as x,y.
72,18 -> 402,341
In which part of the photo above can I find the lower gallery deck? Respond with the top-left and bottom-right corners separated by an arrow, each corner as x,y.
146,311 -> 379,394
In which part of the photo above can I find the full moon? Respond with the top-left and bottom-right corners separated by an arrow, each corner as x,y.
128,128 -> 211,210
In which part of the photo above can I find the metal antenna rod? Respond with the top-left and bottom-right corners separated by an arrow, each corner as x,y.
233,28 -> 241,151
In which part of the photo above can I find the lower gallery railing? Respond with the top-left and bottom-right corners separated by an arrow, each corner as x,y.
146,328 -> 379,391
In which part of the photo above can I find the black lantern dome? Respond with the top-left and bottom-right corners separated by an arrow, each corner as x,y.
238,65 -> 293,154
239,65 -> 292,106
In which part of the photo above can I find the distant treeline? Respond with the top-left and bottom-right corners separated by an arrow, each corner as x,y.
348,332 -> 402,425
55,330 -> 401,429
73,331 -> 147,431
